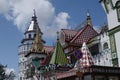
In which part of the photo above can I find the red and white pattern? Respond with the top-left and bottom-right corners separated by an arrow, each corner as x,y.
61,25 -> 98,45
80,42 -> 94,68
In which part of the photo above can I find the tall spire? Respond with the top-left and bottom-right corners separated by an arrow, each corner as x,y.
86,9 -> 92,26
32,9 -> 37,22
26,9 -> 39,32
50,33 -> 68,66
30,26 -> 44,53
57,31 -> 59,41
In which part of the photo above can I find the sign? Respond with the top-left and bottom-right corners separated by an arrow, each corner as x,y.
74,50 -> 82,60
90,66 -> 120,74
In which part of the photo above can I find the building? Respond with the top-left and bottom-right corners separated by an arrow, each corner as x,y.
18,0 -> 120,79
100,0 -> 120,67
18,10 -> 54,80
59,12 -> 112,67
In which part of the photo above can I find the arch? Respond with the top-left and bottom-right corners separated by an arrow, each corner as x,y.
115,1 -> 120,8
28,34 -> 31,38
34,34 -> 36,38
103,42 -> 108,50
115,1 -> 120,21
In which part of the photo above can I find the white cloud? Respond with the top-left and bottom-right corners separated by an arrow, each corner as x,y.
5,68 -> 15,75
0,0 -> 70,42
43,12 -> 70,39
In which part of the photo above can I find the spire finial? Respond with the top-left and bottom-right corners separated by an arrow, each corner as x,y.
86,9 -> 92,26
57,31 -> 59,41
33,9 -> 36,17
87,9 -> 90,17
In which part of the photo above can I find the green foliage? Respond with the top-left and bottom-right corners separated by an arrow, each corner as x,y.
0,64 -> 6,80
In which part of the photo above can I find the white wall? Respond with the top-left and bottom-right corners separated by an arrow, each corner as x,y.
107,10 -> 120,30
115,32 -> 120,66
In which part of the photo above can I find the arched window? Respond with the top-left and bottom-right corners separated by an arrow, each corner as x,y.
103,42 -> 108,50
115,1 -> 120,22
103,0 -> 113,13
34,34 -> 36,38
28,34 -> 31,38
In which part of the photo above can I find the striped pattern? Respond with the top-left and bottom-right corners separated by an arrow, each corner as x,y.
50,40 -> 68,66
80,42 -> 94,68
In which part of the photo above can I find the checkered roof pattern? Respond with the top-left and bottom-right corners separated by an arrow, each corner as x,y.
80,42 -> 94,68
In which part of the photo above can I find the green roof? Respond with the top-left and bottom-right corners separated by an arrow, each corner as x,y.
50,40 -> 68,66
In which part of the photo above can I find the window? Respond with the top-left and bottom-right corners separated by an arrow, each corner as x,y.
104,0 -> 110,13
34,34 -> 36,38
28,34 -> 31,38
104,0 -> 113,13
116,1 -> 120,21
103,42 -> 108,50
117,7 -> 120,21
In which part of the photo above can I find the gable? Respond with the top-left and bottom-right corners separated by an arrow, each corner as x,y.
70,25 -> 98,45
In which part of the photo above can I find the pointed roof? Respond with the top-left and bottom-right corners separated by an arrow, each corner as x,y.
25,10 -> 42,34
50,37 -> 68,66
30,26 -> 44,53
80,42 -> 94,68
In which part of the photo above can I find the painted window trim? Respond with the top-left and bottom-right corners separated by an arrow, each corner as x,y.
103,0 -> 114,13
109,25 -> 120,35
104,0 -> 109,13
114,1 -> 120,22
117,8 -> 120,22
110,0 -> 114,9
109,35 -> 117,53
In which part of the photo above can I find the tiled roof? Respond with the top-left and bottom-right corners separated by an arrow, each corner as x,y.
61,29 -> 78,42
71,25 -> 98,44
44,46 -> 54,54
50,40 -> 68,66
61,25 -> 98,45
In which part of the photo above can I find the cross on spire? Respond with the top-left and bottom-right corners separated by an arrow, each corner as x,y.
86,9 -> 92,26
33,9 -> 36,17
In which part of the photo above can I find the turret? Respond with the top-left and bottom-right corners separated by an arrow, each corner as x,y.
18,10 -> 45,80
25,26 -> 47,79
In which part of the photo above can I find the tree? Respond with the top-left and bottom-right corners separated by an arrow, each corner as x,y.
0,64 -> 7,80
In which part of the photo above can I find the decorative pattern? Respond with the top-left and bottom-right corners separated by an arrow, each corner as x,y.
30,26 -> 44,53
71,25 -> 98,44
61,25 -> 98,45
50,39 -> 68,66
80,42 -> 94,68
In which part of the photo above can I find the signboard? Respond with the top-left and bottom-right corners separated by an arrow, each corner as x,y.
74,49 -> 82,60
90,66 -> 120,74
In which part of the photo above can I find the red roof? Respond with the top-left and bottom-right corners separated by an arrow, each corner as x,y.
61,29 -> 78,42
44,46 -> 54,55
61,25 -> 98,45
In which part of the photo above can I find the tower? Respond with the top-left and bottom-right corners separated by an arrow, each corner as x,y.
25,25 -> 46,80
100,0 -> 120,66
18,10 -> 45,80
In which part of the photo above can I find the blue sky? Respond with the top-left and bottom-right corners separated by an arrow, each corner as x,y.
0,0 -> 106,74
